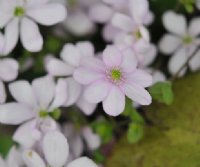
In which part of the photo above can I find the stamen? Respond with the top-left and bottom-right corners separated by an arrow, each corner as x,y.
14,6 -> 25,17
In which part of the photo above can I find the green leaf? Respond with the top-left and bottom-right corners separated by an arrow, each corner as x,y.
123,98 -> 144,124
91,120 -> 113,144
93,149 -> 105,164
127,123 -> 144,144
149,81 -> 174,105
0,135 -> 14,157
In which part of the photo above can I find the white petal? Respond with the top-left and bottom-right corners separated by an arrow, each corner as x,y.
103,86 -> 125,116
0,4 -> 12,28
26,0 -> 49,8
0,103 -> 34,125
121,48 -> 138,73
67,157 -> 97,167
64,78 -> 82,106
43,131 -> 69,167
189,49 -> 200,71
76,41 -> 94,58
76,95 -> 97,115
9,81 -> 37,107
7,146 -> 24,167
129,0 -> 149,24
13,120 -> 39,148
69,133 -> 83,158
163,11 -> 187,36
20,17 -> 43,52
3,18 -> 19,55
0,58 -> 19,81
32,76 -> 55,109
189,18 -> 200,37
0,156 -> 6,167
60,44 -> 81,67
84,81 -> 111,103
159,34 -> 182,54
46,57 -> 74,76
168,48 -> 188,76
142,44 -> 157,66
50,78 -> 68,109
123,83 -> 152,105
0,81 -> 6,103
64,12 -> 95,36
82,127 -> 101,150
103,45 -> 122,67
112,13 -> 135,32
23,150 -> 45,167
89,3 -> 113,23
27,3 -> 66,26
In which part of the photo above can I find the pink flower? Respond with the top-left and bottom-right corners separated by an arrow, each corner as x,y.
74,45 -> 152,116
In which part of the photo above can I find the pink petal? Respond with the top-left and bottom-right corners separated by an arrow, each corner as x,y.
103,86 -> 125,116
103,45 -> 122,67
123,83 -> 152,105
76,41 -> 94,58
84,80 -> 110,103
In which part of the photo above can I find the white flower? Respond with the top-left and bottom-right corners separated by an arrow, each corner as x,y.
0,76 -> 68,148
23,131 -> 97,167
46,41 -> 97,115
159,11 -> 200,76
0,0 -> 67,52
63,123 -> 101,160
196,0 -> 200,10
0,58 -> 19,103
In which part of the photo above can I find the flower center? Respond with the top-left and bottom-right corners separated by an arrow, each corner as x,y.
110,68 -> 122,81
183,35 -> 193,44
39,109 -> 61,120
39,110 -> 49,118
14,6 -> 25,17
134,30 -> 142,40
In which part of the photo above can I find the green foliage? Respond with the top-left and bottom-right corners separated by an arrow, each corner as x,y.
93,149 -> 106,164
0,135 -> 14,157
91,119 -> 113,144
127,123 -> 144,144
179,0 -> 195,13
149,81 -> 174,105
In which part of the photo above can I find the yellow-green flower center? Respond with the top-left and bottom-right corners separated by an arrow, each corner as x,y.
14,6 -> 25,17
183,35 -> 193,44
110,69 -> 122,81
134,30 -> 142,40
39,109 -> 61,120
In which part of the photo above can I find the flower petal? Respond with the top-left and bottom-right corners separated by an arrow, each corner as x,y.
32,76 -> 55,109
128,69 -> 153,87
27,3 -> 66,26
168,48 -> 188,76
20,17 -> 43,52
23,150 -> 45,167
189,49 -> 200,71
46,57 -> 74,76
64,78 -> 82,106
84,80 -> 111,103
0,2 -> 13,28
159,34 -> 182,54
0,103 -> 34,125
13,120 -> 39,148
82,127 -> 101,150
0,58 -> 19,82
9,81 -> 37,107
121,48 -> 138,73
189,18 -> 200,37
142,44 -> 157,66
67,157 -> 97,167
163,11 -> 187,36
43,131 -> 69,167
0,156 -> 6,167
50,78 -> 68,109
123,83 -> 152,105
76,41 -> 94,58
60,44 -> 81,67
3,18 -> 19,55
0,81 -> 6,104
76,95 -> 97,115
112,13 -> 135,32
103,45 -> 122,67
103,86 -> 125,116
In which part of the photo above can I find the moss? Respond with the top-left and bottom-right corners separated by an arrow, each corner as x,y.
105,72 -> 200,167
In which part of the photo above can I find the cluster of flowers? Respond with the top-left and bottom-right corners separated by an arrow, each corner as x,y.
0,0 -> 200,166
